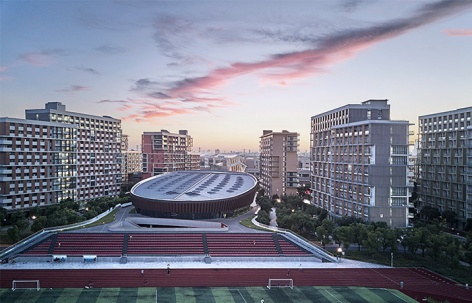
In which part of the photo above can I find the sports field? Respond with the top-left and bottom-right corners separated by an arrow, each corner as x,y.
0,286 -> 416,303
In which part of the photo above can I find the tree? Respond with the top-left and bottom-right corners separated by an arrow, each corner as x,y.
465,219 -> 472,232
405,228 -> 421,255
441,210 -> 457,228
290,212 -> 315,235
428,233 -> 446,260
316,219 -> 334,248
256,210 -> 271,225
417,227 -> 431,257
30,217 -> 44,232
10,211 -> 29,232
29,206 -> 42,218
421,206 -> 441,221
365,230 -> 382,256
378,228 -> 398,252
0,207 -> 7,225
333,225 -> 353,250
351,223 -> 368,251
258,196 -> 273,213
443,235 -> 461,267
7,225 -> 20,242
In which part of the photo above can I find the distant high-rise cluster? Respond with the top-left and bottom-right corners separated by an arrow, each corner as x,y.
1,100 -> 471,231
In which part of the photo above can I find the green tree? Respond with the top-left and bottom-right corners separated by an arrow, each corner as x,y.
30,218 -> 44,232
428,233 -> 446,260
256,210 -> 271,225
417,227 -> 431,257
29,206 -> 42,218
7,225 -> 20,242
258,196 -> 273,213
378,228 -> 398,252
290,212 -> 315,235
421,206 -> 441,221
441,210 -> 457,228
351,223 -> 368,251
316,219 -> 334,248
365,229 -> 382,256
10,211 -> 30,232
444,235 -> 461,267
333,225 -> 353,250
0,206 -> 7,225
405,228 -> 421,255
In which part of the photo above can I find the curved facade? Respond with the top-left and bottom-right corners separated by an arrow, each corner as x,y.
130,170 -> 258,219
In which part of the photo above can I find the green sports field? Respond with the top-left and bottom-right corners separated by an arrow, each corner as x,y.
0,286 -> 416,303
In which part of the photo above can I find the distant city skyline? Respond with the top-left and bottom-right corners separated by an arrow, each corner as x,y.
1,0 -> 471,152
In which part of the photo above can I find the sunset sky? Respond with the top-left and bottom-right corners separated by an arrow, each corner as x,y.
1,0 -> 471,152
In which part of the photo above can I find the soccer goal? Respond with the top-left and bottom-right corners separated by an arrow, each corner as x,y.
267,278 -> 293,289
12,280 -> 40,291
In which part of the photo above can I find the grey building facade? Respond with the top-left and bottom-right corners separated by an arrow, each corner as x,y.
310,100 -> 411,228
417,107 -> 472,230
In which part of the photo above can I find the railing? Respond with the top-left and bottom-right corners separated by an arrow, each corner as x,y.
251,211 -> 337,262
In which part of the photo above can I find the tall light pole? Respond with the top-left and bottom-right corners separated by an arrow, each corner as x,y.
391,252 -> 393,267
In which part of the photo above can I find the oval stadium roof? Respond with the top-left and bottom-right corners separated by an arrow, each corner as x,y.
131,170 -> 257,202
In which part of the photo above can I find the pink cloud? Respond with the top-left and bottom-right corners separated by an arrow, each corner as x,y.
110,0 -> 472,122
443,29 -> 472,36
99,98 -> 214,122
0,66 -> 7,72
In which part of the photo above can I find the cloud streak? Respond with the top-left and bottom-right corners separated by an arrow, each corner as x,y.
77,67 -> 100,75
18,49 -> 67,66
443,28 -> 472,36
56,85 -> 88,93
116,0 -> 472,122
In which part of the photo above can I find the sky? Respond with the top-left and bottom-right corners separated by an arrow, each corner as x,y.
1,0 -> 471,153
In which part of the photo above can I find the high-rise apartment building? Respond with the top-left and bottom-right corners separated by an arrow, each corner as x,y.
0,118 -> 77,210
310,100 -> 411,228
467,126 -> 472,226
121,150 -> 142,184
417,107 -> 472,230
25,102 -> 122,201
259,130 -> 299,197
142,130 -> 199,178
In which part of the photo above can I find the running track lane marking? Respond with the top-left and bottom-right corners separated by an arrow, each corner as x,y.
229,288 -> 248,303
382,288 -> 409,303
323,288 -> 343,303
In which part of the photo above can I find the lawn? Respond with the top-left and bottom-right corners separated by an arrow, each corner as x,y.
0,286 -> 416,303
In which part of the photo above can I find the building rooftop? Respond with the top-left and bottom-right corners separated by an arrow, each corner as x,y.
131,171 -> 257,201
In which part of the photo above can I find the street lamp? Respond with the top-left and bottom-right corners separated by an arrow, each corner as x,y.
391,252 -> 393,267
337,247 -> 343,262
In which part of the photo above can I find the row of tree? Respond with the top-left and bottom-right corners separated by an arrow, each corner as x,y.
2,196 -> 130,242
255,193 -> 472,268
